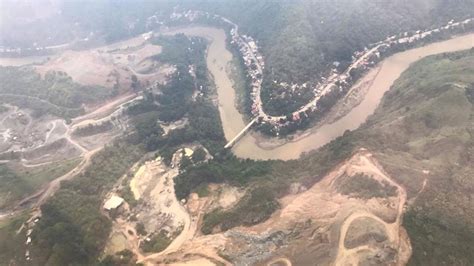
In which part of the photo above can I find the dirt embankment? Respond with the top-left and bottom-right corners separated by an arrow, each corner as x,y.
117,150 -> 411,266
34,37 -> 173,94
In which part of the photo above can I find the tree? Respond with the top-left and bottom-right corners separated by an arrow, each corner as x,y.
131,74 -> 140,91
192,147 -> 207,163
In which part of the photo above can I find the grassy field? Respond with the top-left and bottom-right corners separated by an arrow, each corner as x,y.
0,213 -> 29,266
335,173 -> 397,199
0,67 -> 110,118
0,158 -> 81,209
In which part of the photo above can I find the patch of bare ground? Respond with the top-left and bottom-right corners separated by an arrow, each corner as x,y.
122,149 -> 411,266
324,66 -> 382,125
33,38 -> 174,94
104,155 -> 194,263
104,151 -> 242,266
206,184 -> 245,211
1,89 -> 135,222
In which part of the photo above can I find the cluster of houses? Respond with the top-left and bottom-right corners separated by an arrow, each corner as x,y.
229,28 -> 266,118
253,17 -> 474,131
168,10 -> 474,133
166,10 -> 267,119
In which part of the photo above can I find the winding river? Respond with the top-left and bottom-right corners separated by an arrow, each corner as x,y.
167,27 -> 474,160
2,27 -> 473,160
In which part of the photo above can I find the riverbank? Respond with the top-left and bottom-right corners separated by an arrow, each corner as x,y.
152,27 -> 474,160
231,33 -> 474,160
2,27 -> 473,161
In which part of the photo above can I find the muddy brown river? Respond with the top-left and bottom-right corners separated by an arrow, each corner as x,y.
235,33 -> 474,160
2,28 -> 473,160
165,27 -> 474,160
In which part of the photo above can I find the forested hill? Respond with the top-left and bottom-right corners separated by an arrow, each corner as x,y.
187,0 -> 474,115
195,0 -> 474,83
2,0 -> 473,117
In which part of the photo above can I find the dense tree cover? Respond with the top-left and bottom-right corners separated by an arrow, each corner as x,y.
0,67 -> 109,118
100,249 -> 137,266
0,165 -> 27,209
189,0 -> 474,115
31,143 -> 144,265
72,121 -> 114,137
174,155 -> 272,200
349,49 -> 474,265
152,35 -> 210,122
0,159 -> 80,210
127,34 -> 225,163
191,147 -> 207,163
139,230 -> 173,253
335,173 -> 397,199
128,110 -> 164,151
0,213 -> 29,265
201,186 -> 279,234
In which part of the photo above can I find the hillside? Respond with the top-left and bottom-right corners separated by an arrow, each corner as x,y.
1,2 -> 473,265
355,48 -> 474,265
165,48 -> 474,265
194,0 -> 474,115
3,1 -> 473,118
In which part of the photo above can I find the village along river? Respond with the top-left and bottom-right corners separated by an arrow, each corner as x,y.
2,27 -> 473,160
167,27 -> 474,160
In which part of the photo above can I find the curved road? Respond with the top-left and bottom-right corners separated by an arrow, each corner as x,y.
334,154 -> 408,265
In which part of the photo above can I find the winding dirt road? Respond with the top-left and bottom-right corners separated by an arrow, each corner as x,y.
334,153 -> 409,266
0,91 -> 139,221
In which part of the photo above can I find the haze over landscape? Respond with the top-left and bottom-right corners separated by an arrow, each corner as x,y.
0,1 -> 473,265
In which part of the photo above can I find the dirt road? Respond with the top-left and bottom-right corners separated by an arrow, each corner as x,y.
71,93 -> 138,126
0,91 -> 136,221
333,153 -> 409,266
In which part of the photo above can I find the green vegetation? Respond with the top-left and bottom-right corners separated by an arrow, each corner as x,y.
151,35 -> 209,122
0,159 -> 80,209
0,105 -> 8,113
175,156 -> 272,200
30,143 -> 144,265
127,34 -> 225,164
351,49 -> 474,265
0,213 -> 29,265
72,121 -> 114,137
180,48 -> 474,264
201,187 -> 279,234
140,230 -> 174,253
194,0 -> 474,116
192,147 -> 207,163
4,8 -> 473,264
227,48 -> 253,116
118,184 -> 138,209
194,183 -> 210,198
100,249 -> 137,266
135,223 -> 147,236
0,67 -> 110,118
335,173 -> 397,199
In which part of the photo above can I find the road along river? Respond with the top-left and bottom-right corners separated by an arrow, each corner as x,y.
2,27 -> 473,161
166,27 -> 474,160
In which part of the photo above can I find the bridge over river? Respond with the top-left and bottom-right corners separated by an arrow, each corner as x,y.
224,118 -> 257,149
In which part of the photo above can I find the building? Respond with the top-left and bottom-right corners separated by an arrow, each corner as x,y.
104,195 -> 124,211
